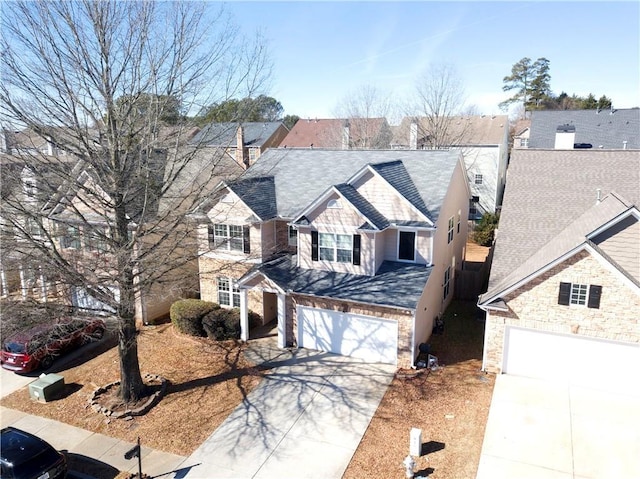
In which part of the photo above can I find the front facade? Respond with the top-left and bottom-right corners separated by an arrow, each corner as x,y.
478,150 -> 640,394
195,149 -> 470,367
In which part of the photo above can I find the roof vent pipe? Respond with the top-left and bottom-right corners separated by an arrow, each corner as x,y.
623,140 -> 628,150
596,188 -> 602,205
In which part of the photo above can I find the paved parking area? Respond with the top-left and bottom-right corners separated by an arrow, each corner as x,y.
476,375 -> 640,479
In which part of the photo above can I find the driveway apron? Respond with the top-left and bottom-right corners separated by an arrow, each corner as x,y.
178,343 -> 395,479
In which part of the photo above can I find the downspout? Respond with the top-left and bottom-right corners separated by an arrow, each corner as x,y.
481,308 -> 490,371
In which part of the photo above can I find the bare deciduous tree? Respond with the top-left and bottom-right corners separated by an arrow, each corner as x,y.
0,0 -> 271,402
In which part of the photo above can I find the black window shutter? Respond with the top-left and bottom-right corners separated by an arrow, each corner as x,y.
588,285 -> 602,309
558,282 -> 571,305
243,226 -> 250,254
311,230 -> 319,261
208,225 -> 215,247
352,234 -> 361,265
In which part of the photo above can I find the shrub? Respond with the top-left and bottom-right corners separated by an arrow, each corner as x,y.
472,212 -> 500,247
248,310 -> 262,329
170,299 -> 219,337
202,308 -> 241,341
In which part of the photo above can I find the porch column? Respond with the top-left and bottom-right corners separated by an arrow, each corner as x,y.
19,265 -> 27,300
240,288 -> 249,342
277,292 -> 286,348
1,263 -> 8,298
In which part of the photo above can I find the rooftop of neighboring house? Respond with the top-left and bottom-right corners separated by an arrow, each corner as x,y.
391,114 -> 509,148
512,118 -> 531,137
528,108 -> 640,149
200,148 -> 464,222
279,118 -> 388,148
190,122 -> 286,148
486,149 -> 640,292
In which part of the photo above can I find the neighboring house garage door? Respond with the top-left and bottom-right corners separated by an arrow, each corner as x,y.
504,326 -> 640,395
297,306 -> 398,365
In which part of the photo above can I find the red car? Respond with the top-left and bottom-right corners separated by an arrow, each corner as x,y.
1,317 -> 106,373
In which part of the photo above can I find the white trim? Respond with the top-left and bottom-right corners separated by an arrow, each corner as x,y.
201,250 -> 261,263
237,270 -> 285,294
585,243 -> 640,295
277,293 -> 286,348
587,206 -> 639,239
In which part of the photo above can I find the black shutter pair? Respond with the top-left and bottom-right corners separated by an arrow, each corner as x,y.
243,226 -> 250,254
558,282 -> 601,309
310,231 -> 360,265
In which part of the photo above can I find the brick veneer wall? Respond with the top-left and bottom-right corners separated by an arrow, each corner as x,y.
484,250 -> 640,373
286,295 -> 414,368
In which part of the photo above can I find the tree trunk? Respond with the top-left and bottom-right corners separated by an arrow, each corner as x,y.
117,274 -> 146,403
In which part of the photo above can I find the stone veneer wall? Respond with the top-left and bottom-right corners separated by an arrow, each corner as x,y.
286,295 -> 414,368
484,250 -> 640,373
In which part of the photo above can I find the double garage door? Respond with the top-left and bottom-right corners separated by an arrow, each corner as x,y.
504,327 -> 640,395
297,306 -> 398,365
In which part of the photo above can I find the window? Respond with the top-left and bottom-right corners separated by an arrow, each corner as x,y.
447,217 -> 454,244
248,148 -> 259,163
87,228 -> 107,252
24,218 -> 43,238
474,174 -> 483,185
208,224 -> 249,253
457,211 -> 461,234
558,282 -> 602,309
23,179 -> 37,197
398,231 -> 416,261
60,225 -> 80,249
443,266 -> 451,300
217,277 -> 240,308
327,199 -> 342,209
519,138 -> 529,148
319,233 -> 351,263
288,226 -> 298,247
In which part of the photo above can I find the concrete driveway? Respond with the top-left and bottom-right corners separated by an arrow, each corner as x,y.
178,345 -> 395,479
476,374 -> 640,479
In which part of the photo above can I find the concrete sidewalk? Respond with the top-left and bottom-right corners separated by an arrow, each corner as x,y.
1,405 -> 187,477
179,339 -> 395,478
476,374 -> 640,479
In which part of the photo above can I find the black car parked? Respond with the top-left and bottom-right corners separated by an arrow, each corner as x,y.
0,427 -> 67,479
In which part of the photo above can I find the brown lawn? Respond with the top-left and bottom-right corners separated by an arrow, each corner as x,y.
0,324 -> 262,457
343,300 -> 495,479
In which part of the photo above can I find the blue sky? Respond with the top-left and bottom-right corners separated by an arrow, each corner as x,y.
225,1 -> 640,120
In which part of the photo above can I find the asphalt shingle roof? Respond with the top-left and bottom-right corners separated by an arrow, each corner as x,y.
371,160 -> 432,221
234,148 -> 461,221
190,122 -> 285,148
528,109 -> 640,149
256,254 -> 433,310
334,184 -> 389,230
487,149 -> 640,291
227,177 -> 277,220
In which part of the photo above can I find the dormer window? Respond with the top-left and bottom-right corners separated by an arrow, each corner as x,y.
327,199 -> 342,209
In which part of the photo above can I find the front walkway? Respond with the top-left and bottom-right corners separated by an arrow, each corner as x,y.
476,375 -> 640,479
178,336 -> 395,478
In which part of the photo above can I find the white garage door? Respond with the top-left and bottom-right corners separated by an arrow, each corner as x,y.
297,306 -> 398,365
504,327 -> 640,395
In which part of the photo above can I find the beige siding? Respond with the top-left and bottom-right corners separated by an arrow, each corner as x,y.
297,227 -> 375,275
593,215 -> 640,283
352,170 -> 426,222
306,191 -> 366,228
483,250 -> 640,373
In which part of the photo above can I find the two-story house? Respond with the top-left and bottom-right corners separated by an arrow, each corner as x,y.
478,149 -> 640,395
193,148 -> 470,368
391,115 -> 509,219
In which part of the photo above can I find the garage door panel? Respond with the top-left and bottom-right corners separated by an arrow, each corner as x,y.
298,307 -> 398,365
504,327 -> 640,395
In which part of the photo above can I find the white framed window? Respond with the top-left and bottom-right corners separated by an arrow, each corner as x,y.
248,148 -> 259,163
319,233 -> 352,263
60,224 -> 80,249
443,266 -> 451,300
519,138 -> 529,147
474,174 -> 483,185
209,224 -> 247,252
326,199 -> 342,209
558,282 -> 601,309
288,226 -> 298,246
447,217 -> 454,244
217,277 -> 240,308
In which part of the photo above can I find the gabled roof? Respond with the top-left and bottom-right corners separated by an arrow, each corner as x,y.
484,149 -> 640,303
242,254 -> 432,310
480,193 -> 639,305
392,115 -> 509,147
190,122 -> 285,148
528,109 -> 640,149
215,148 -> 462,221
226,177 -> 277,221
333,184 -> 389,230
280,118 -> 389,148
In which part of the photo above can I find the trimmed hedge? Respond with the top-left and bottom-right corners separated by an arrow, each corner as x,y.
170,299 -> 263,341
170,299 -> 219,337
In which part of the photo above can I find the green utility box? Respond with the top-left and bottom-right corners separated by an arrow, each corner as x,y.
28,373 -> 65,403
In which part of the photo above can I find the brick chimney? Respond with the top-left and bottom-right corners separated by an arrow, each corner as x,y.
236,124 -> 248,168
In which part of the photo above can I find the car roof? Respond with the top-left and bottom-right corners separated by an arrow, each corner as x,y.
1,427 -> 52,465
4,317 -> 101,343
